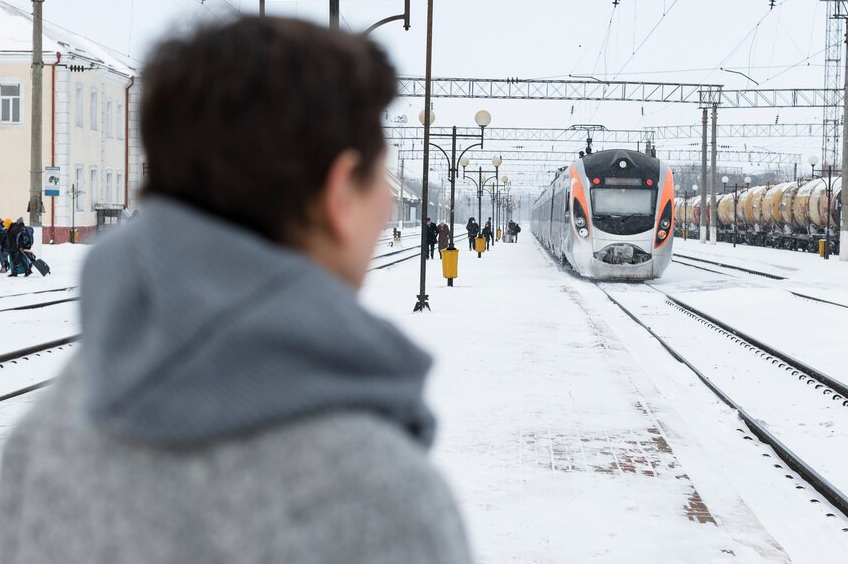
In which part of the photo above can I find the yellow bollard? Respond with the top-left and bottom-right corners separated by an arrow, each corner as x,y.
819,239 -> 826,257
441,248 -> 458,286
496,228 -> 502,240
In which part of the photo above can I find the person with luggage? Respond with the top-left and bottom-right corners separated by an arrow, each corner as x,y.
437,221 -> 450,258
7,218 -> 31,277
513,222 -> 521,242
426,217 -> 438,259
482,220 -> 492,250
0,223 -> 9,274
466,217 -> 479,250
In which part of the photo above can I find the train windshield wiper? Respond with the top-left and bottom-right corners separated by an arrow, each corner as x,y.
617,213 -> 650,222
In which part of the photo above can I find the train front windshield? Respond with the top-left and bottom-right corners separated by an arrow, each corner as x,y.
591,186 -> 657,235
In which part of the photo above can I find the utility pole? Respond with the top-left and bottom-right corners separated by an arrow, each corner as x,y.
259,0 -> 265,17
329,0 -> 339,30
700,108 -> 707,243
710,104 -> 718,245
414,0 -> 433,312
29,0 -> 43,228
841,5 -> 848,260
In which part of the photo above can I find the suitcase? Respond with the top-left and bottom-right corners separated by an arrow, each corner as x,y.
22,251 -> 50,276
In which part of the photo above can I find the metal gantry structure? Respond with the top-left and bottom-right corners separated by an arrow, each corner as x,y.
396,76 -> 844,108
399,149 -> 803,166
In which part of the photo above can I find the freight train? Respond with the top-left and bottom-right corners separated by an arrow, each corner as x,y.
674,178 -> 842,254
532,149 -> 675,280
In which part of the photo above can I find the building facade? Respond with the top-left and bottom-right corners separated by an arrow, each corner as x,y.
0,2 -> 143,243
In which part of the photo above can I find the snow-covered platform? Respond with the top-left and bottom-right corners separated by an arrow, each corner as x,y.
361,236 -> 848,563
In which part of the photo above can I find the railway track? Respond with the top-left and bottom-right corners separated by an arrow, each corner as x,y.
596,281 -> 848,519
0,337 -> 80,403
671,254 -> 848,310
369,234 -> 470,272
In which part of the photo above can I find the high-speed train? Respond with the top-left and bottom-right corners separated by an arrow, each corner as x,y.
531,149 -> 675,280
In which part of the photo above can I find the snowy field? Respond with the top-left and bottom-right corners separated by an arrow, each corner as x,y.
2,237 -> 848,562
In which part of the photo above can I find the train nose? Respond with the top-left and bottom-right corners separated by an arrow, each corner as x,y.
594,243 -> 652,265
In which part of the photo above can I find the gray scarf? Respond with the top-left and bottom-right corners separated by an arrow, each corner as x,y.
79,197 -> 435,446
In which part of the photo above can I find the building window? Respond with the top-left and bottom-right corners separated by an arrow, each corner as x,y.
90,167 -> 97,210
105,171 -> 112,203
90,88 -> 97,130
0,83 -> 22,124
116,171 -> 123,204
74,165 -> 85,212
75,84 -> 83,127
117,102 -> 124,139
105,100 -> 113,138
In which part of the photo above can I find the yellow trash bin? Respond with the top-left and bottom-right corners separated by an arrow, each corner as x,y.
819,239 -> 826,257
496,228 -> 502,240
474,236 -> 487,254
442,248 -> 459,280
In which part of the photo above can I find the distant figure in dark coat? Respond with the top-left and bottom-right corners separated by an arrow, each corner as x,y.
426,218 -> 438,259
513,222 -> 521,242
7,218 -> 30,277
481,221 -> 492,250
437,222 -> 450,258
466,217 -> 479,250
0,226 -> 9,273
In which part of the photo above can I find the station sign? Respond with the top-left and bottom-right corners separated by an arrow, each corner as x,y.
44,166 -> 61,197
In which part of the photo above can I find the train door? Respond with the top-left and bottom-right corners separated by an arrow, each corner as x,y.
548,186 -> 556,249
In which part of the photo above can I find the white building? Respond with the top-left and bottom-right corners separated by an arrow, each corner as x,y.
0,1 -> 142,243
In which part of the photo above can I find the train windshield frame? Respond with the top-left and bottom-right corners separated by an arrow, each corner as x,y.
590,185 -> 657,235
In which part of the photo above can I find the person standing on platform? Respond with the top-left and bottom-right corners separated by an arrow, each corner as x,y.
0,17 -> 472,564
466,217 -> 479,250
437,221 -> 450,258
482,220 -> 492,250
426,217 -> 438,259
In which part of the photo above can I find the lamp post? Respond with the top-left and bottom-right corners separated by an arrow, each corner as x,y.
461,157 -> 501,257
419,109 -> 492,286
809,155 -> 836,259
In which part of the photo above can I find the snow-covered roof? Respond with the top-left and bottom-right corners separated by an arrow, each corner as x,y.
0,1 -> 138,75
387,169 -> 419,203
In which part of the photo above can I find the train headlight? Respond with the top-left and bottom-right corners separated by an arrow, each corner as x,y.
575,216 -> 586,228
658,230 -> 668,240
578,227 -> 589,238
661,219 -> 670,229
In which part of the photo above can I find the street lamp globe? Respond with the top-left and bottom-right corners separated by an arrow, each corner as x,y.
744,176 -> 752,185
459,156 -> 470,168
418,109 -> 436,126
808,155 -> 820,167
474,110 -> 492,128
674,184 -> 680,194
692,184 -> 698,192
492,155 -> 503,167
501,175 -> 509,184
721,176 -> 729,184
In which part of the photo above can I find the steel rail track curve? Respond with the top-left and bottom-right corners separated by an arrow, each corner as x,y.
0,337 -> 81,403
671,257 -> 848,310
597,284 -> 848,519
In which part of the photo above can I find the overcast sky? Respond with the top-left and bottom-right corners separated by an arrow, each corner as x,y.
7,0 -> 834,188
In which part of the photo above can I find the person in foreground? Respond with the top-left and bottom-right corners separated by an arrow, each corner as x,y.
0,16 -> 472,564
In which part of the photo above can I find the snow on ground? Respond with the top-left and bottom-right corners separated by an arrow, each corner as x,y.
4,236 -> 848,561
360,236 -> 848,563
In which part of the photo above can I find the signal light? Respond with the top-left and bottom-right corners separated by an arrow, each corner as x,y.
578,228 -> 589,238
593,178 -> 600,185
575,216 -> 586,228
661,219 -> 670,229
658,230 -> 667,240
646,179 -> 653,186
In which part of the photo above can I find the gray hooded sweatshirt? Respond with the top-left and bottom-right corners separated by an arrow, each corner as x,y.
0,198 -> 472,564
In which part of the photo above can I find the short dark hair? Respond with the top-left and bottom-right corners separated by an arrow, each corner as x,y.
141,17 -> 397,242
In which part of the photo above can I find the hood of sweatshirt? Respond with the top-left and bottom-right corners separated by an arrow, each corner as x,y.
78,197 -> 435,446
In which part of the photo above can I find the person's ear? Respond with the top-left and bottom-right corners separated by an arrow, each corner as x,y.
316,150 -> 361,245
